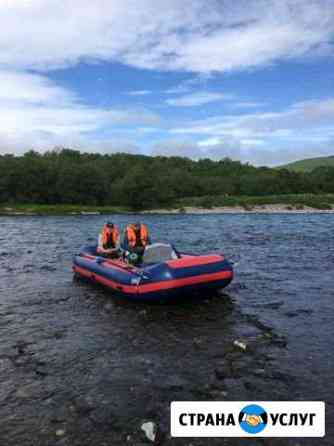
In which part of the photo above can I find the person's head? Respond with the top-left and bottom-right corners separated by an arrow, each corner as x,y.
106,222 -> 114,229
134,222 -> 141,230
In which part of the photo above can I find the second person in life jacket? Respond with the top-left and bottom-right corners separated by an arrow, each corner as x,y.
97,222 -> 121,257
123,222 -> 151,263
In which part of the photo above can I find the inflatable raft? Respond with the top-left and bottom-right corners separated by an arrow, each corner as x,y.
73,243 -> 233,301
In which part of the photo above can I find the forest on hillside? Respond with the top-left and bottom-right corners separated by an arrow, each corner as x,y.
1,149 -> 334,209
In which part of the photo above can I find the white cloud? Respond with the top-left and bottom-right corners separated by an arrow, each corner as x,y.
150,136 -> 334,166
0,0 -> 333,73
0,0 -> 333,162
166,91 -> 230,107
152,138 -> 243,162
166,98 -> 334,164
0,132 -> 142,156
198,136 -> 265,148
76,139 -> 142,155
2,69 -> 332,165
0,70 -> 160,153
232,101 -> 265,109
171,98 -> 334,138
152,139 -> 200,159
165,74 -> 212,94
128,90 -> 152,96
0,70 -> 76,105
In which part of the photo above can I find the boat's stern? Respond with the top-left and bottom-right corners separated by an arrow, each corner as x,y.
136,253 -> 233,300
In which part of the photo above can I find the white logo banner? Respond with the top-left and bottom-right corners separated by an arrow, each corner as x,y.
171,401 -> 325,437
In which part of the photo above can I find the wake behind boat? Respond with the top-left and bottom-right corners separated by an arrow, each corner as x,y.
73,243 -> 233,301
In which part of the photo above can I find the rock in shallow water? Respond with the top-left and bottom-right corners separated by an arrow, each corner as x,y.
141,421 -> 156,442
104,302 -> 113,312
55,429 -> 65,437
233,340 -> 247,351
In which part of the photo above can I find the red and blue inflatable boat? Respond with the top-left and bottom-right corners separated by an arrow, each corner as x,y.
73,243 -> 233,301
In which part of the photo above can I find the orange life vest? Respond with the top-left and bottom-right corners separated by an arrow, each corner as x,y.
125,224 -> 149,248
101,224 -> 119,249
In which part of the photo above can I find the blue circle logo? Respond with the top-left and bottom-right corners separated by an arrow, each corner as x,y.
239,404 -> 268,434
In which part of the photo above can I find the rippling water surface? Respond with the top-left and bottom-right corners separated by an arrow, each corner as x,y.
0,214 -> 333,445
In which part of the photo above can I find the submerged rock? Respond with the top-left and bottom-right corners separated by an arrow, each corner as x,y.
214,368 -> 226,381
73,396 -> 95,415
104,302 -> 113,312
55,429 -> 65,437
233,340 -> 247,351
141,421 -> 157,442
284,311 -> 298,318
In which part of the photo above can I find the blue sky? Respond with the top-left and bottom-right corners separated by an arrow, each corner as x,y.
0,0 -> 334,165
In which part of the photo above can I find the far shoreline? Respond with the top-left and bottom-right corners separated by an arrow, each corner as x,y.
142,204 -> 334,214
1,202 -> 334,216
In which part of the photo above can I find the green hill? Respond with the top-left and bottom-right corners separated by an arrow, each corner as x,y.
279,155 -> 334,172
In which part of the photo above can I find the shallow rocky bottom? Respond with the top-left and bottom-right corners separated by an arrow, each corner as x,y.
0,214 -> 333,445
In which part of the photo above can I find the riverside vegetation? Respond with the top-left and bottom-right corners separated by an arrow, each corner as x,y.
1,149 -> 334,213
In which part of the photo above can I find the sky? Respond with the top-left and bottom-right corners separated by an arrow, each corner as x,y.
0,0 -> 334,165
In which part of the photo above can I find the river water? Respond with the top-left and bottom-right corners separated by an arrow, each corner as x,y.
0,214 -> 333,446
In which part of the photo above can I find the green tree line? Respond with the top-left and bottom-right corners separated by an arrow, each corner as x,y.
0,149 -> 333,209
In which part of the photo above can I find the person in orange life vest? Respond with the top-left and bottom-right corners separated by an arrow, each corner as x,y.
123,222 -> 151,261
97,222 -> 120,257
